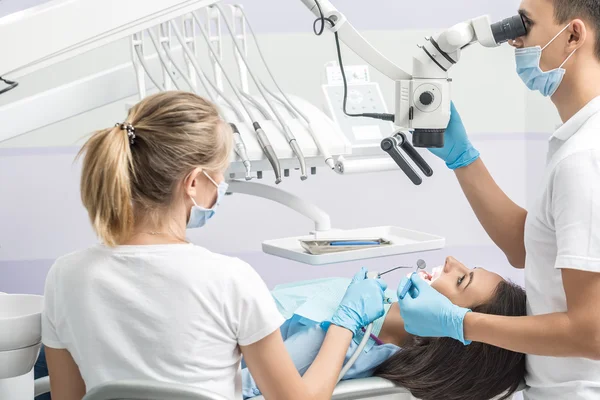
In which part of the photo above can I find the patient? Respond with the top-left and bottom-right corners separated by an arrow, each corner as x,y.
242,256 -> 526,400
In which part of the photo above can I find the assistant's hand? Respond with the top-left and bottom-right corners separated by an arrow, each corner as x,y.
325,267 -> 388,336
429,102 -> 480,170
397,273 -> 471,345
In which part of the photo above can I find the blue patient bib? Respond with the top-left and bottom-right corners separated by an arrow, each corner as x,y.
271,278 -> 396,352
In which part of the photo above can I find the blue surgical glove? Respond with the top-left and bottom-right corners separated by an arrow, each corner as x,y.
323,267 -> 387,336
429,102 -> 480,170
397,273 -> 471,345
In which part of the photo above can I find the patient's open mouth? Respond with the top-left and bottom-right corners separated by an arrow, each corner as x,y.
418,270 -> 433,282
419,266 -> 442,284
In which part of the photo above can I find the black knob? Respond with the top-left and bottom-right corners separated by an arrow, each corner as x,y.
419,91 -> 434,106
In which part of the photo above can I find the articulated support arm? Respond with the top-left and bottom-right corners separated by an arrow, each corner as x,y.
227,180 -> 332,234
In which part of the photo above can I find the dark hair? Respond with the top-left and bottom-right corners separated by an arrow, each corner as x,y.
551,0 -> 600,59
375,280 -> 526,400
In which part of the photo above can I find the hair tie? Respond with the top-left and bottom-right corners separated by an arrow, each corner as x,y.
115,122 -> 136,146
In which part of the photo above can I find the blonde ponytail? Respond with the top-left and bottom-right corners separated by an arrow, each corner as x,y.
77,91 -> 231,246
78,125 -> 135,246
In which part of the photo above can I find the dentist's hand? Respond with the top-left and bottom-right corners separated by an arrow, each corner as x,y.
397,273 -> 471,345
324,267 -> 388,336
429,102 -> 480,170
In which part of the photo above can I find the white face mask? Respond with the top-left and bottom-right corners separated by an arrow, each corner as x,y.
186,172 -> 229,229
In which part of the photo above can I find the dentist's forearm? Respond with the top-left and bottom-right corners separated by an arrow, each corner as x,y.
464,312 -> 600,359
454,158 -> 527,268
302,325 -> 353,399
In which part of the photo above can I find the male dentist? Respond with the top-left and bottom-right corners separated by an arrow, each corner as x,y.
398,0 -> 600,398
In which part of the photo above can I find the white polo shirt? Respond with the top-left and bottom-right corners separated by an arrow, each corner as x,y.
524,96 -> 600,400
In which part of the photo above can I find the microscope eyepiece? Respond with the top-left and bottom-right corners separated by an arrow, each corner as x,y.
491,15 -> 527,44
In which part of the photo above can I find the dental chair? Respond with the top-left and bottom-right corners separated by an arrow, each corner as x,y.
250,377 -> 522,400
34,377 -> 524,399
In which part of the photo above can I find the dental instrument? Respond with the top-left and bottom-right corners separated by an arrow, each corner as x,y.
210,5 -> 309,180
300,0 -> 527,146
376,266 -> 413,278
230,123 -> 253,181
299,238 -> 392,255
187,14 -> 284,184
330,241 -> 381,246
231,5 -> 336,170
366,260 -> 425,280
171,22 -> 256,180
398,259 -> 428,300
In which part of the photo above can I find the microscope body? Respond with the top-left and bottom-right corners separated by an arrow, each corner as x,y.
394,15 -> 520,147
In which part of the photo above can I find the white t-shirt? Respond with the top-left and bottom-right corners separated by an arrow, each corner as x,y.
524,96 -> 600,400
41,243 -> 284,399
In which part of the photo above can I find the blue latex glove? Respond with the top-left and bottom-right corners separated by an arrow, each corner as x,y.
429,102 -> 480,170
323,267 -> 387,336
397,273 -> 472,345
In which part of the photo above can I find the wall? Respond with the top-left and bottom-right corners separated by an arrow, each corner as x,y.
0,1 -> 559,297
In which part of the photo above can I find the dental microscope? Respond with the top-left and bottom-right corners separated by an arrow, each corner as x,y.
300,0 -> 527,183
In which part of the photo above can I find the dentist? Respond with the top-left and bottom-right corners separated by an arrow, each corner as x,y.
397,0 -> 600,398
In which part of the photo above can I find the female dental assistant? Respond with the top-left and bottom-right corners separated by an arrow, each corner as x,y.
41,91 -> 387,400
397,0 -> 600,399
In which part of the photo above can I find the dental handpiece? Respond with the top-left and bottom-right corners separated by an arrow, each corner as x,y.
287,134 -> 308,181
234,5 -> 335,170
230,123 -> 252,180
191,13 -> 283,184
214,4 -> 308,181
254,122 -> 282,184
264,84 -> 334,171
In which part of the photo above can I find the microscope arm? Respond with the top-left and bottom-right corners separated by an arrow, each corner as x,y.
299,0 -> 412,81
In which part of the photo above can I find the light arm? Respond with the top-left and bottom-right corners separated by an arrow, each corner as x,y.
0,0 -> 219,79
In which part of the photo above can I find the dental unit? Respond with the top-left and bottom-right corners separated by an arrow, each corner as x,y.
0,0 -> 528,398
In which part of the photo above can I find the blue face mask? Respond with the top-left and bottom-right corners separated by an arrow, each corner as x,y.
515,24 -> 577,97
186,172 -> 229,229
